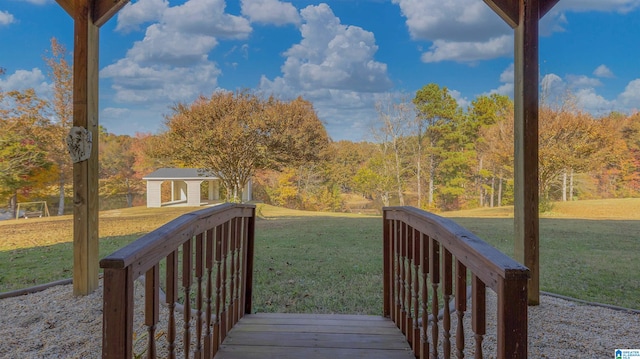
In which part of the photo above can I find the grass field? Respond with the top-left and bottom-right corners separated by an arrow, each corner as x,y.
1,199 -> 639,311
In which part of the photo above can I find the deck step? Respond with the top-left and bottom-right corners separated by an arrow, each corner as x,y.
214,313 -> 415,359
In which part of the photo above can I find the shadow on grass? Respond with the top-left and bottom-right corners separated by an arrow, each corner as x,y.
0,234 -> 142,293
451,217 -> 640,310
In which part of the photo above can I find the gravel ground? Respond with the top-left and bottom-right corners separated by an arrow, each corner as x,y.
1,280 -> 639,358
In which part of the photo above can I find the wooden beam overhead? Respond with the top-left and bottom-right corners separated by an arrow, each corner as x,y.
55,0 -> 74,18
540,0 -> 561,19
483,0 -> 519,28
485,0 -> 561,27
94,0 -> 130,27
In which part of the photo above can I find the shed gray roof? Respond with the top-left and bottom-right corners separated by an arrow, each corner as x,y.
143,168 -> 220,180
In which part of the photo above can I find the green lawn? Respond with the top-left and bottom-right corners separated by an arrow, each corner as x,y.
1,200 -> 639,311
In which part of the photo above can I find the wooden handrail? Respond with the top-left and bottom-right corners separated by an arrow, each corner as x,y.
383,206 -> 529,358
101,203 -> 256,358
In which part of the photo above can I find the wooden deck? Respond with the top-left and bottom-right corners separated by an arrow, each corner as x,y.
213,313 -> 416,359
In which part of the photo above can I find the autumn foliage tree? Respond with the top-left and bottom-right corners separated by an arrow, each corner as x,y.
161,91 -> 329,202
43,38 -> 73,215
0,87 -> 52,216
99,129 -> 145,207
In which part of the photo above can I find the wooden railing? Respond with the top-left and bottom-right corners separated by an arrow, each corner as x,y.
101,203 -> 255,359
383,206 -> 529,359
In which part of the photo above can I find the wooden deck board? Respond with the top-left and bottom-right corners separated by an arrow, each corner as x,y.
214,313 -> 415,359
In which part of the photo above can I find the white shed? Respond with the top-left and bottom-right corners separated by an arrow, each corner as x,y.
143,168 -> 252,208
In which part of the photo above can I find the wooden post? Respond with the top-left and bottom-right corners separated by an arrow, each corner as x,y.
513,0 -> 540,306
72,0 -> 100,296
56,0 -> 131,296
484,0 -> 558,306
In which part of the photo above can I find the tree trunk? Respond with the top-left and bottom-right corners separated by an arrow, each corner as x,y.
490,175 -> 495,208
498,173 -> 503,207
394,146 -> 404,206
9,192 -> 17,219
58,171 -> 65,215
417,144 -> 422,209
562,169 -> 567,202
382,192 -> 390,207
428,154 -> 434,207
569,168 -> 574,201
478,157 -> 484,207
125,178 -> 133,207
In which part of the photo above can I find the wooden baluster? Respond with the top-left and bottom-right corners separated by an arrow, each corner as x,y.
145,264 -> 159,359
430,238 -> 440,359
395,220 -> 402,328
443,249 -> 453,359
383,214 -> 391,318
406,224 -> 414,345
220,221 -> 229,341
400,222 -> 408,336
182,238 -> 193,358
213,225 -> 223,355
166,251 -> 178,359
455,261 -> 467,359
412,228 -> 421,357
234,217 -> 242,326
240,217 -> 248,319
389,220 -> 398,324
194,233 -> 204,359
228,219 -> 236,332
472,275 -> 486,359
420,233 -> 430,359
244,210 -> 256,315
204,229 -> 214,358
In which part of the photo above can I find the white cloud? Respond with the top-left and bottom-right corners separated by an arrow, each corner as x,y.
262,4 -> 392,93
421,35 -> 512,63
449,89 -> 470,109
574,87 -> 614,113
116,0 -> 169,33
541,1 -> 639,36
566,75 -> 603,88
241,0 -> 300,26
392,0 -> 509,41
259,4 -> 393,140
126,24 -> 218,66
0,10 -> 15,26
556,0 -> 640,14
487,63 -> 514,96
163,0 -> 251,39
105,0 -> 253,109
101,59 -> 221,104
392,0 -> 512,63
0,68 -> 51,97
593,64 -> 615,78
16,0 -> 49,5
394,0 -> 639,63
539,11 -> 568,36
540,73 -> 617,114
618,79 -> 640,108
499,63 -> 514,83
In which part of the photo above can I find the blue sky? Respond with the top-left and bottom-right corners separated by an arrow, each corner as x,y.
1,0 -> 639,141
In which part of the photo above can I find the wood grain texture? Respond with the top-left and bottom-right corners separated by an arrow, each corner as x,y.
214,314 -> 414,359
72,0 -> 99,296
513,0 -> 541,306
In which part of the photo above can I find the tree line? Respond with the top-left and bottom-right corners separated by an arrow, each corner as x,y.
2,40 -> 640,216
355,85 -> 640,212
